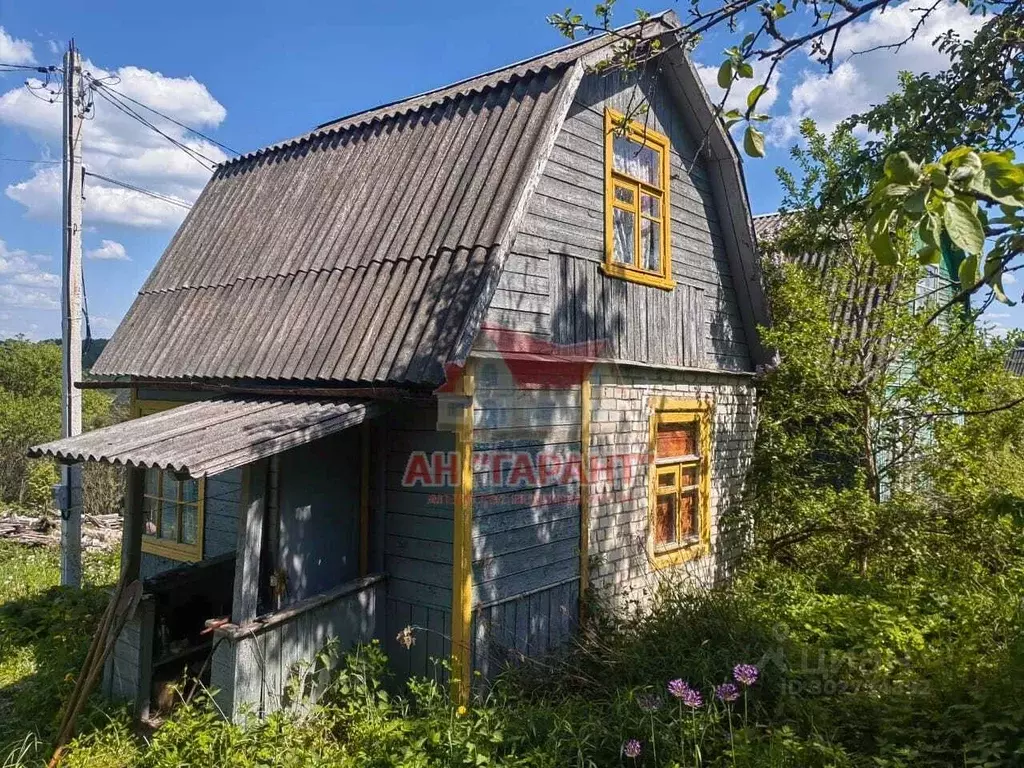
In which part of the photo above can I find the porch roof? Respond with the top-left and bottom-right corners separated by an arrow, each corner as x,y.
28,396 -> 381,478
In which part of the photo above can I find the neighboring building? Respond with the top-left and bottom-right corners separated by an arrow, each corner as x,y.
1008,344 -> 1024,375
31,11 -> 768,721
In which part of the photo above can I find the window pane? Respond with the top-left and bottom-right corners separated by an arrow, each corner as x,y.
614,185 -> 635,206
160,498 -> 179,542
142,497 -> 158,536
612,207 -> 635,265
657,422 -> 698,458
679,489 -> 699,539
182,479 -> 199,505
640,218 -> 661,272
613,134 -> 660,186
657,470 -> 676,489
144,468 -> 160,498
181,504 -> 198,545
641,193 -> 660,218
655,492 -> 678,546
679,464 -> 698,488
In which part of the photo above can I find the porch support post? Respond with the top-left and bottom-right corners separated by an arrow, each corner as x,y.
450,361 -> 475,704
233,459 -> 268,624
121,466 -> 145,581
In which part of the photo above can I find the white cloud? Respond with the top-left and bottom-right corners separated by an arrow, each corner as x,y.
695,58 -> 780,115
0,59 -> 227,229
86,239 -> 128,261
0,239 -> 59,291
0,27 -> 35,65
0,284 -> 58,310
771,1 -> 986,144
1003,273 -> 1017,285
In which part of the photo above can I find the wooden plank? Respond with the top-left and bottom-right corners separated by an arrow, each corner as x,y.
232,459 -> 268,624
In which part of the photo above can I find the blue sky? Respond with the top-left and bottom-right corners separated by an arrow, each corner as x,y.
1,0 -> 1019,341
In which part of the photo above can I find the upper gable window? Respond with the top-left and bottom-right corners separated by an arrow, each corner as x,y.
603,108 -> 674,290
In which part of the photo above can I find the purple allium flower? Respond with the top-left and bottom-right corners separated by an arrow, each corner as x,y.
733,663 -> 760,687
715,682 -> 740,702
667,678 -> 689,699
637,692 -> 663,713
623,739 -> 642,759
680,686 -> 703,708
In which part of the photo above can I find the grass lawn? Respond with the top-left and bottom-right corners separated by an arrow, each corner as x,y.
0,541 -> 119,752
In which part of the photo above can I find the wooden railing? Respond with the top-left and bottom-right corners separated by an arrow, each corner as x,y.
211,573 -> 386,719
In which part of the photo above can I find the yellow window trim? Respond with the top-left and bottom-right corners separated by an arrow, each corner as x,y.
603,107 -> 675,290
132,394 -> 205,563
647,397 -> 712,569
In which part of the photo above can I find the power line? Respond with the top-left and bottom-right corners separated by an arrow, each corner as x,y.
84,170 -> 193,210
89,79 -> 239,157
85,74 -> 226,170
0,156 -> 61,164
0,62 -> 56,71
89,85 -> 219,171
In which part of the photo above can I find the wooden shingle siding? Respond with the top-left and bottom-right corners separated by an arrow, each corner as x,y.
470,360 -> 582,677
382,404 -> 454,681
139,468 -> 242,580
480,68 -> 751,372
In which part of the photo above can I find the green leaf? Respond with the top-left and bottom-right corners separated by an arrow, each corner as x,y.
904,187 -> 928,214
738,61 -> 754,78
940,146 -> 973,166
867,210 -> 897,265
917,245 -> 942,265
984,254 -> 1015,305
958,252 -> 979,289
943,197 -> 985,256
884,152 -> 920,184
743,126 -> 766,158
747,84 -> 767,110
927,166 -> 949,190
918,211 -> 942,249
773,1 -> 788,18
717,60 -> 733,89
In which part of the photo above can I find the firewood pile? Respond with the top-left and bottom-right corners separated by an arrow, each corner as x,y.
0,511 -> 121,550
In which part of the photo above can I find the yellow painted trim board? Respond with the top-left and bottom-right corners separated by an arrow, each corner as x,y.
647,397 -> 713,570
603,107 -> 673,287
133,396 -> 205,563
450,361 -> 475,703
579,372 -> 591,621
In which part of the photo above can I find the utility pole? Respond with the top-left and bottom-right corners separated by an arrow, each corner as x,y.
59,40 -> 84,588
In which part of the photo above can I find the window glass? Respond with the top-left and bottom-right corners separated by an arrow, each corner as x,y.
160,497 -> 178,542
641,193 -> 660,218
612,207 -> 635,264
181,504 -> 198,545
613,134 -> 660,186
655,491 -> 678,546
679,489 -> 698,539
656,422 -> 698,458
614,185 -> 635,206
640,218 -> 661,272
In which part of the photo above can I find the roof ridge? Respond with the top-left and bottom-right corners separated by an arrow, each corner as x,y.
220,11 -> 676,169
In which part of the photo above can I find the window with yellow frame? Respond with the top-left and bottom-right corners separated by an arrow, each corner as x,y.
648,398 -> 711,567
134,398 -> 205,562
603,108 -> 674,290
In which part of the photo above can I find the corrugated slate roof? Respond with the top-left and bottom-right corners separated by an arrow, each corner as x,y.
93,53 -> 585,384
92,18 -> 678,386
29,397 -> 380,478
753,211 -> 900,350
1008,344 -> 1024,376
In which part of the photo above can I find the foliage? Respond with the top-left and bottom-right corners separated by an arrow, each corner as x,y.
0,542 -> 119,749
0,338 -> 125,515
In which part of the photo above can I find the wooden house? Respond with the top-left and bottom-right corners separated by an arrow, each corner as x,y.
30,11 -> 769,720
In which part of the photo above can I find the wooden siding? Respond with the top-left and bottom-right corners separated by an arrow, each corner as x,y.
140,468 -> 242,580
277,431 -> 361,603
211,574 -> 384,720
103,596 -> 155,718
478,68 -> 751,372
470,359 -> 582,676
382,404 -> 454,681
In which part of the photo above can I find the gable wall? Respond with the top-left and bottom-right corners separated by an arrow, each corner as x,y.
476,68 -> 752,372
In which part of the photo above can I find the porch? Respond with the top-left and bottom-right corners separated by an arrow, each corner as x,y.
31,395 -> 391,721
